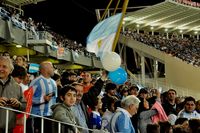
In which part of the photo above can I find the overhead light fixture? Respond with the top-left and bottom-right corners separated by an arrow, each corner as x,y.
179,30 -> 183,33
150,26 -> 154,30
16,45 -> 22,48
136,24 -> 140,27
165,28 -> 168,32
194,31 -> 198,34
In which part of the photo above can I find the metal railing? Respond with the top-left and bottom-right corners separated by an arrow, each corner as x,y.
0,106 -> 108,133
28,31 -> 53,42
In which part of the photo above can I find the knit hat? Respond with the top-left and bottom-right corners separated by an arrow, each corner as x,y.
168,114 -> 177,125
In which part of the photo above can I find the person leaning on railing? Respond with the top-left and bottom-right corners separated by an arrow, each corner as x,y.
0,56 -> 26,133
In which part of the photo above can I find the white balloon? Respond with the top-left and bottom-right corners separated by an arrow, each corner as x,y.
101,52 -> 121,71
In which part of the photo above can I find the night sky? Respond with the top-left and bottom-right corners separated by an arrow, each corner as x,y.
22,0 -> 185,45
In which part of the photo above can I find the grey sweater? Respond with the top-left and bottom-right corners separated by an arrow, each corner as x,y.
138,109 -> 157,133
51,103 -> 80,133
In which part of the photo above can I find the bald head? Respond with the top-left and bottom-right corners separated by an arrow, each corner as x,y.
40,61 -> 54,78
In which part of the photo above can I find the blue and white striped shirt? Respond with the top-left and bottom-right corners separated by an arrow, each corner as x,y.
30,75 -> 57,116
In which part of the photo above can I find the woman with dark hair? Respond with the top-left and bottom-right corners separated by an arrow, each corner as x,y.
138,97 -> 158,133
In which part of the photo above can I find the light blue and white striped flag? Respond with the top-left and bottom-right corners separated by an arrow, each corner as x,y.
86,13 -> 122,58
28,63 -> 40,73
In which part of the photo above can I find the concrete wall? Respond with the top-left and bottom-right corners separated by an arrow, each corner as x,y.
165,56 -> 200,98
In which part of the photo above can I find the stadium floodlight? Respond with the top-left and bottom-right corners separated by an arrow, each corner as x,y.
16,45 -> 22,48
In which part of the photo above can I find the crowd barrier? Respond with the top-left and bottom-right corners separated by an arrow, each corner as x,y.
0,106 -> 109,133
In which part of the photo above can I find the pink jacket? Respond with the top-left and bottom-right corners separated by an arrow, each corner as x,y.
151,101 -> 168,123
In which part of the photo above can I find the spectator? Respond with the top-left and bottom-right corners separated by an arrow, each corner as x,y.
15,56 -> 27,68
119,85 -> 129,99
173,126 -> 190,133
146,123 -> 160,133
137,98 -> 158,133
101,82 -> 117,112
89,96 -> 102,129
162,89 -> 178,116
82,72 -> 93,93
110,95 -> 140,133
101,96 -> 118,131
61,71 -> 77,86
11,65 -> 27,84
159,121 -> 173,133
20,73 -> 31,93
195,100 -> 200,113
189,119 -> 200,133
138,88 -> 148,99
72,71 -> 107,133
178,96 -> 200,119
175,117 -> 189,130
51,85 -> 80,133
2,52 -> 10,58
129,84 -> 139,96
52,72 -> 62,102
71,82 -> 89,133
30,61 -> 57,133
0,56 -> 26,133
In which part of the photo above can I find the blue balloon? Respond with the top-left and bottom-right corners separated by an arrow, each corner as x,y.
108,67 -> 127,85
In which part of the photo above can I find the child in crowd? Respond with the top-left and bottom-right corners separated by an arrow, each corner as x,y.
51,85 -> 80,133
101,96 -> 118,131
89,96 -> 103,129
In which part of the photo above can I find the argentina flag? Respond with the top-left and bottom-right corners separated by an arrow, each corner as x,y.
86,13 -> 122,58
28,63 -> 40,73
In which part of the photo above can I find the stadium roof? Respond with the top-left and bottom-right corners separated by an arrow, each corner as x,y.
4,0 -> 46,6
124,0 -> 200,34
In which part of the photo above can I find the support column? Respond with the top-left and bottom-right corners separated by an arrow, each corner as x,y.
137,28 -> 139,34
151,31 -> 154,35
141,55 -> 145,85
153,59 -> 158,88
166,32 -> 169,39
197,34 -> 199,40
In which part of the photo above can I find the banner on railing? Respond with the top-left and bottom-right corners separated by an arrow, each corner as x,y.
57,47 -> 65,59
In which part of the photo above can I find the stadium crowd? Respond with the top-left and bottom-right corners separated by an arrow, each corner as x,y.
1,2 -> 200,133
0,5 -> 94,58
122,28 -> 200,67
0,54 -> 199,133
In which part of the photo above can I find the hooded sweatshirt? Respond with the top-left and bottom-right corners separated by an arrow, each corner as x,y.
51,103 -> 80,133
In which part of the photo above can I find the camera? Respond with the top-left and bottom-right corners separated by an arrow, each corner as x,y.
7,100 -> 12,104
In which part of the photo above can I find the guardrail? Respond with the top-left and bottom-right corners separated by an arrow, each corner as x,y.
0,106 -> 108,133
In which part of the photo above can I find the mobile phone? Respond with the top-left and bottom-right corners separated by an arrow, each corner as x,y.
46,92 -> 55,97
